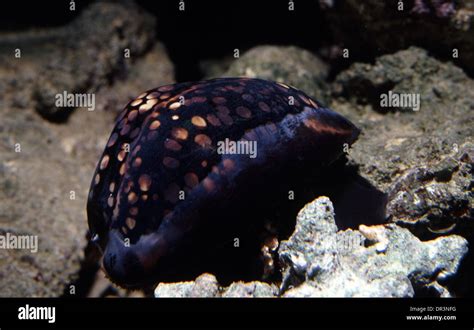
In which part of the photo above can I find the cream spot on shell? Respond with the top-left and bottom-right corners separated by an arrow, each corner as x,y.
226,85 -> 244,93
107,133 -> 118,148
158,85 -> 174,92
100,155 -> 110,170
191,116 -> 207,128
147,92 -> 160,99
124,181 -> 134,194
216,105 -> 230,114
194,134 -> 212,148
120,124 -> 131,136
258,102 -> 271,112
171,115 -> 179,121
94,173 -> 100,185
118,118 -> 127,130
127,110 -> 138,122
216,112 -> 233,126
202,177 -> 216,193
201,160 -> 208,167
163,157 -> 180,169
169,102 -> 181,110
236,106 -> 252,119
139,99 -> 158,113
130,99 -> 143,107
212,96 -> 226,104
171,127 -> 188,140
184,172 -> 199,188
206,114 -> 221,127
132,145 -> 141,156
107,196 -> 114,208
243,129 -> 258,141
119,163 -> 126,176
221,158 -> 236,175
242,93 -> 254,102
131,99 -> 142,107
149,120 -> 161,130
117,150 -> 127,162
160,93 -> 171,100
137,92 -> 148,98
138,174 -> 152,192
164,139 -> 182,151
109,182 -> 115,193
132,157 -> 142,168
128,192 -> 138,204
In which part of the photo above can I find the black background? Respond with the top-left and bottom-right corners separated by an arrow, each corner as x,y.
1,297 -> 473,329
0,0 -> 327,81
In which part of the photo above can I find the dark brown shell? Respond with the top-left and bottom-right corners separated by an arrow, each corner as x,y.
87,77 -> 359,287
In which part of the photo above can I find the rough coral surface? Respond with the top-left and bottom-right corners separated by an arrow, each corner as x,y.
0,2 -> 174,297
279,197 -> 468,297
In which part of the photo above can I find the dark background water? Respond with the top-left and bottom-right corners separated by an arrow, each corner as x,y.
0,0 -> 328,81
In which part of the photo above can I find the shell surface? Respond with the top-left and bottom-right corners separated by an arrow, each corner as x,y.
87,77 -> 360,287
